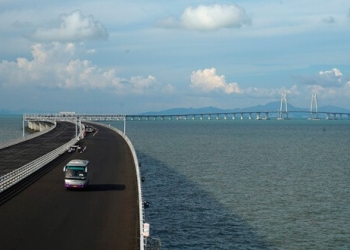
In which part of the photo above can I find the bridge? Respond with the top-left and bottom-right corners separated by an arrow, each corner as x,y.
127,93 -> 350,121
126,110 -> 350,121
20,93 -> 350,125
21,109 -> 350,126
0,119 -> 159,249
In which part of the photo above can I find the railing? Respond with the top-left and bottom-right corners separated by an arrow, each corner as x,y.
0,121 -> 56,150
87,121 -> 148,250
0,136 -> 80,193
0,120 -> 84,193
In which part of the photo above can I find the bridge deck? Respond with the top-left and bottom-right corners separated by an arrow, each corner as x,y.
0,122 -> 76,176
0,123 -> 139,249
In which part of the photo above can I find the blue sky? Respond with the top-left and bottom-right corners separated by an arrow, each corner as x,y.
0,0 -> 349,114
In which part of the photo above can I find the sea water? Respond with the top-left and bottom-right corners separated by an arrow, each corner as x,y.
0,115 -> 25,145
1,116 -> 349,249
123,119 -> 350,249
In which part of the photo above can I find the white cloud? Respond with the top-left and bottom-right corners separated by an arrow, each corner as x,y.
190,68 -> 242,94
190,68 -> 302,99
0,42 -> 170,95
157,4 -> 251,31
245,85 -> 299,98
297,68 -> 350,99
317,68 -> 343,87
319,68 -> 342,78
28,10 -> 108,42
298,68 -> 344,88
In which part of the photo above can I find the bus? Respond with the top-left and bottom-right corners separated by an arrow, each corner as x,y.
63,159 -> 89,189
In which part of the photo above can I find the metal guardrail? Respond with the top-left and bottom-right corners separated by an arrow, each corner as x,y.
0,120 -> 83,193
0,122 -> 57,150
0,136 -> 80,193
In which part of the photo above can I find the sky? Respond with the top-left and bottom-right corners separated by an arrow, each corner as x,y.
0,0 -> 349,114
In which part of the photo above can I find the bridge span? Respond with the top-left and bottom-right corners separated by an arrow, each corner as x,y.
126,110 -> 350,121
0,122 -> 149,249
23,110 -> 350,125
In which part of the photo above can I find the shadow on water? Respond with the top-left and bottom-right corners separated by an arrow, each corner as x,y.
86,184 -> 125,192
139,151 -> 277,250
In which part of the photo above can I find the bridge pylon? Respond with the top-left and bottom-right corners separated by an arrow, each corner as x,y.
308,94 -> 320,120
277,92 -> 290,120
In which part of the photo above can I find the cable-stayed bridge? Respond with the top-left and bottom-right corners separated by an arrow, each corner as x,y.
22,94 -> 350,132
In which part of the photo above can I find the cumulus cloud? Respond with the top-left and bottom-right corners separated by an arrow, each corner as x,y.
157,4 -> 251,31
28,10 -> 108,42
190,68 -> 242,94
317,68 -> 343,87
319,68 -> 342,80
0,42 -> 168,95
298,68 -> 343,88
295,68 -> 350,99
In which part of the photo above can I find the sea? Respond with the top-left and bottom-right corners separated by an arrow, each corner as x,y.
1,115 -> 349,249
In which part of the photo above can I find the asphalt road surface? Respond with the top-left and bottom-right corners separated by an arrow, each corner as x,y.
0,122 -> 76,176
0,123 -> 140,249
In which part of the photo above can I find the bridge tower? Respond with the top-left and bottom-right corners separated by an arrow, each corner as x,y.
277,92 -> 289,120
309,94 -> 320,120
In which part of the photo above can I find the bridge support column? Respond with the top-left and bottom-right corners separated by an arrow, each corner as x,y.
265,112 -> 269,120
256,113 -> 261,120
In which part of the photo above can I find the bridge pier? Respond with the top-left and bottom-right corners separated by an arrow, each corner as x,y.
28,121 -> 52,132
265,112 -> 269,120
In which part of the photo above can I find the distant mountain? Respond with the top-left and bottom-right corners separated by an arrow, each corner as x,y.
141,102 -> 350,115
141,106 -> 233,115
233,101 -> 307,112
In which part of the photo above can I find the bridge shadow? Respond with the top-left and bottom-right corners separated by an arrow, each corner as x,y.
138,151 -> 278,250
86,184 -> 125,192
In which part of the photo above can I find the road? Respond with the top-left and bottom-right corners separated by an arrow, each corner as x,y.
0,123 -> 139,249
0,122 -> 76,176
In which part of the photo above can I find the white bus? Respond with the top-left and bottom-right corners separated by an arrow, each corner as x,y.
63,159 -> 89,189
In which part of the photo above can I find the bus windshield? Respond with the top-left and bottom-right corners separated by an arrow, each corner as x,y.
65,167 -> 87,180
